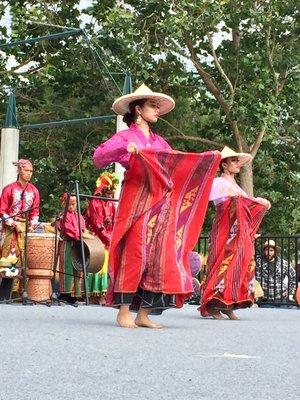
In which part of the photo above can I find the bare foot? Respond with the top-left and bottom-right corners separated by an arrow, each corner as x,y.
135,316 -> 163,329
206,307 -> 225,320
221,309 -> 239,320
116,310 -> 138,328
135,308 -> 163,329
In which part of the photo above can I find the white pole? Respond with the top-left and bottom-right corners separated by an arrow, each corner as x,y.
0,127 -> 19,194
114,115 -> 127,200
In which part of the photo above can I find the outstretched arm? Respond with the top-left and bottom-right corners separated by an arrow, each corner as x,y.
93,132 -> 129,169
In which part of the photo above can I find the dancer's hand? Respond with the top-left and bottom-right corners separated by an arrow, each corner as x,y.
127,142 -> 139,154
257,197 -> 271,210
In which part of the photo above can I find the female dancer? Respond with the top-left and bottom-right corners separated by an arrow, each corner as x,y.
200,146 -> 271,320
93,84 -> 220,328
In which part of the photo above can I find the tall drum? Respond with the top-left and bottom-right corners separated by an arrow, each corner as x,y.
26,233 -> 56,302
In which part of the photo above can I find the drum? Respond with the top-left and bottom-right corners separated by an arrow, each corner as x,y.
71,237 -> 105,274
27,233 -> 56,270
27,269 -> 54,302
26,233 -> 56,301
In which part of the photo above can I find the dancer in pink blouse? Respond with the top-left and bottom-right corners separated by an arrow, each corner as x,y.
93,85 -> 172,170
200,147 -> 271,320
93,122 -> 171,170
93,84 -> 220,329
93,84 -> 175,328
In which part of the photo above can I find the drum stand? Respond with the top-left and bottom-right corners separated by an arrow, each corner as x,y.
50,204 -> 78,307
50,183 -> 90,306
70,180 -> 119,306
49,180 -> 118,306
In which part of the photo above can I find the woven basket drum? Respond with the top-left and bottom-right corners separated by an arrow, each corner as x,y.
27,233 -> 56,301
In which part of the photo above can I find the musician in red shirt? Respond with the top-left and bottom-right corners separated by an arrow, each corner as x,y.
0,159 -> 40,260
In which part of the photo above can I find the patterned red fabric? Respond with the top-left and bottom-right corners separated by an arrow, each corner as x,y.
18,159 -> 32,168
106,149 -> 221,308
200,196 -> 268,316
0,181 -> 40,226
57,210 -> 86,241
85,199 -> 116,248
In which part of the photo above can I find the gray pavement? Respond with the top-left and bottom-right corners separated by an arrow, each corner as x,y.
0,304 -> 299,400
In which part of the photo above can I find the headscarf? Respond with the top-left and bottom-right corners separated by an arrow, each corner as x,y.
13,159 -> 33,169
94,172 -> 119,195
60,192 -> 70,204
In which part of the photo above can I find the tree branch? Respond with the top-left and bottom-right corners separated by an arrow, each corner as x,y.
172,37 -> 249,156
160,116 -> 186,136
207,32 -> 235,106
185,37 -> 230,116
250,126 -> 266,158
229,120 -> 247,152
14,65 -> 44,75
166,135 -> 225,148
160,117 -> 224,148
0,48 -> 40,76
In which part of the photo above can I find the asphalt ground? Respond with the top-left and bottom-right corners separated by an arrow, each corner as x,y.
0,304 -> 299,400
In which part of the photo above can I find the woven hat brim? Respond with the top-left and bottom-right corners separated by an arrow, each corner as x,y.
112,93 -> 175,116
234,154 -> 252,166
221,151 -> 252,166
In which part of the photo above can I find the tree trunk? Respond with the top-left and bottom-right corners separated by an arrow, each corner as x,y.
239,162 -> 254,197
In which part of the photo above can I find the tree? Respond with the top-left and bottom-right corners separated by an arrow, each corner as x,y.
88,0 -> 299,195
0,0 -> 120,219
0,0 -> 298,234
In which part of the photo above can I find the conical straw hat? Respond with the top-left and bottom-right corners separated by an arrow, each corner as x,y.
221,146 -> 252,166
112,83 -> 175,116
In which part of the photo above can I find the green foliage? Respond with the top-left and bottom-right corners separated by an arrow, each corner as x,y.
0,0 -> 298,234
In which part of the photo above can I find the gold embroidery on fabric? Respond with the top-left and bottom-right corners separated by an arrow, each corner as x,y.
180,187 -> 198,213
218,254 -> 234,276
248,259 -> 256,272
146,215 -> 157,244
176,226 -> 184,250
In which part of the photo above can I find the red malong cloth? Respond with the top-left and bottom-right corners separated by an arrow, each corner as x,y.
200,196 -> 268,315
106,149 -> 221,308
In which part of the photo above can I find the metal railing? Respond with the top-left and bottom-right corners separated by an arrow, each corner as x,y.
196,235 -> 300,306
